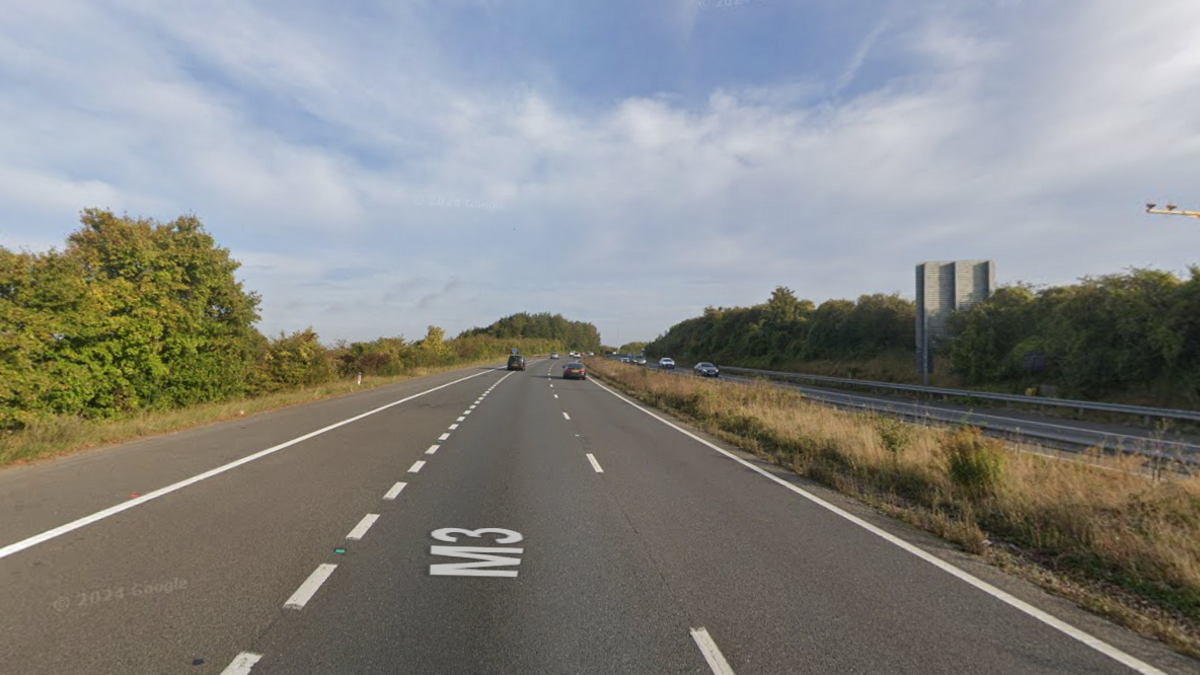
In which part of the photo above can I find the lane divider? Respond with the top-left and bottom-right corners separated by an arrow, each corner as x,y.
219,652 -> 262,675
383,482 -> 407,500
691,628 -> 737,675
426,445 -> 440,455
589,378 -> 1170,675
345,514 -> 380,541
284,564 -> 338,610
408,460 -> 427,473
586,454 -> 604,473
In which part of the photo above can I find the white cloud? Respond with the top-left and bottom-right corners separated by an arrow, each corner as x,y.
2,0 -> 1199,345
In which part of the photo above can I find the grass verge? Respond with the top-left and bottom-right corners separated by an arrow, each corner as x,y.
587,358 -> 1200,658
0,359 -> 506,470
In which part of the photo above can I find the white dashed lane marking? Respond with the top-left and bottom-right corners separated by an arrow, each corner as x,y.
409,460 -> 427,473
586,454 -> 603,473
219,652 -> 262,675
383,482 -> 407,500
346,514 -> 380,541
284,564 -> 337,610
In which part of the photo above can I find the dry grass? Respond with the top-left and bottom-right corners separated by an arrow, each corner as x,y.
588,359 -> 1200,656
0,360 -> 501,469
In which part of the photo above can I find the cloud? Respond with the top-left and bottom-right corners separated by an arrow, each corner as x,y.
2,0 -> 1199,345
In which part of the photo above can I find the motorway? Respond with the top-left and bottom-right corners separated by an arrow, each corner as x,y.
0,359 -> 1196,674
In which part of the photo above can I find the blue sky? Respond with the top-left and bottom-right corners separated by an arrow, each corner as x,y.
2,0 -> 1199,347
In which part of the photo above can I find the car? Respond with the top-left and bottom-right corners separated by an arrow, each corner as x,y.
634,356 -> 647,366
693,362 -> 720,377
619,356 -> 631,363
507,354 -> 526,371
550,352 -> 559,359
563,362 -> 587,380
659,357 -> 675,370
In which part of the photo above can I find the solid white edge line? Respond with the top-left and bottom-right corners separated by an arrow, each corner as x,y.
219,652 -> 263,675
284,563 -> 337,609
562,412 -> 571,420
589,378 -> 1169,675
586,453 -> 604,473
383,482 -> 407,500
426,445 -> 439,455
690,628 -> 737,675
409,460 -> 427,473
346,513 -> 380,541
0,370 -> 497,562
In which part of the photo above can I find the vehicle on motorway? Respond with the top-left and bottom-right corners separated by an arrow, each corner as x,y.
620,356 -> 631,363
634,356 -> 647,366
693,362 -> 720,377
550,352 -> 559,359
563,362 -> 587,380
507,354 -> 526,371
659,357 -> 675,370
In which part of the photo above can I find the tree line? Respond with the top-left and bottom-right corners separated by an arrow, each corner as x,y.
945,268 -> 1200,401
645,268 -> 1200,404
646,287 -> 914,365
458,312 -> 602,353
0,210 -> 590,429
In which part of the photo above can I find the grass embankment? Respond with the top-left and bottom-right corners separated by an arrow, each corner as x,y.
0,359 -> 507,469
588,358 -> 1200,656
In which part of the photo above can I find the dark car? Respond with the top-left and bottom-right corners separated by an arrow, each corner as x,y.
693,362 -> 720,377
563,362 -> 587,380
507,354 -> 526,371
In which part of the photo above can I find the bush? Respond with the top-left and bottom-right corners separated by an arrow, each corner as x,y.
875,416 -> 914,458
942,426 -> 1005,497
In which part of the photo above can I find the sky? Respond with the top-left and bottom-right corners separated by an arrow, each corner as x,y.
1,0 -> 1199,347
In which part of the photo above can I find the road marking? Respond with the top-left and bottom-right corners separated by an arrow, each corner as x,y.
448,423 -> 459,430
219,652 -> 262,675
383,482 -> 407,500
426,444 -> 440,455
428,528 -> 525,577
346,514 -> 380,540
463,410 -> 472,415
409,460 -> 427,473
562,412 -> 571,420
691,628 -> 736,675
469,405 -> 477,409
438,433 -> 451,441
285,564 -> 337,609
0,370 -> 495,561
456,416 -> 466,422
586,454 -> 604,473
589,379 -> 1170,675
554,394 -> 559,399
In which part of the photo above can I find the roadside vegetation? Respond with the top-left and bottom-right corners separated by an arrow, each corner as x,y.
0,209 -> 598,466
646,269 -> 1200,408
587,359 -> 1200,656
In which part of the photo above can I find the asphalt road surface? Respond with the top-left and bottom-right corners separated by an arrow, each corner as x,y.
0,360 -> 1196,674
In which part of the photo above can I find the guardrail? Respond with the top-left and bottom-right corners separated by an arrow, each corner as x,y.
716,366 -> 1200,425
